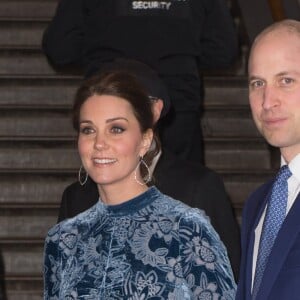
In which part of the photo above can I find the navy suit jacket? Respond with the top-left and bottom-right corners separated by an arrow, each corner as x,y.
236,177 -> 300,300
58,149 -> 241,279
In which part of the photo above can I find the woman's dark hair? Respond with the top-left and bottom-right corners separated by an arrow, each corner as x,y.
73,71 -> 161,180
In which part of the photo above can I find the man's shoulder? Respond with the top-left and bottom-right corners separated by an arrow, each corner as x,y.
63,180 -> 82,194
59,178 -> 99,221
156,149 -> 222,184
154,151 -> 227,207
63,178 -> 98,198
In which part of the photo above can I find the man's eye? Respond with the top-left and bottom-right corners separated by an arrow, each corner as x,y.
281,77 -> 294,85
111,126 -> 125,134
250,80 -> 264,89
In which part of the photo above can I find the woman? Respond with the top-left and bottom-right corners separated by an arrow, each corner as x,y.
43,71 -> 236,299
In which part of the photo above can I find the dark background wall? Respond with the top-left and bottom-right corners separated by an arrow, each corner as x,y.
237,0 -> 300,43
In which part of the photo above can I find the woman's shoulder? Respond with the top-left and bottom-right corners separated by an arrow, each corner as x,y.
153,188 -> 211,225
155,188 -> 207,213
46,201 -> 102,241
154,190 -> 222,242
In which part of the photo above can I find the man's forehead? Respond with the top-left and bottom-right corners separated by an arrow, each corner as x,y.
249,30 -> 300,65
254,27 -> 300,49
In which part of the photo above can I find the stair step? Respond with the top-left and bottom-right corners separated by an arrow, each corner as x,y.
5,291 -> 42,300
0,0 -> 56,19
0,139 -> 270,172
0,75 -> 80,108
2,241 -> 44,299
202,110 -> 259,137
204,139 -> 272,170
0,49 -> 246,82
0,111 -> 75,138
0,207 -> 57,239
0,143 -> 80,170
1,242 -> 43,276
0,174 -> 76,205
203,76 -> 249,106
6,284 -> 43,300
0,49 -> 55,75
0,75 -> 248,109
0,111 -> 258,139
0,75 -> 253,141
1,48 -> 83,75
0,20 -> 47,48
0,170 -> 272,213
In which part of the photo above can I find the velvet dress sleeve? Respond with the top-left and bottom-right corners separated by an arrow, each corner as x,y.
197,170 -> 241,281
43,224 -> 62,299
42,0 -> 85,66
178,208 -> 237,299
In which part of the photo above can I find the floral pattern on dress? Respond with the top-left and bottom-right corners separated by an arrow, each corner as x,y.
124,270 -> 165,299
130,222 -> 169,266
44,187 -> 236,299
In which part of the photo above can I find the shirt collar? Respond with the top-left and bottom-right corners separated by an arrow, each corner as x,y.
281,153 -> 300,182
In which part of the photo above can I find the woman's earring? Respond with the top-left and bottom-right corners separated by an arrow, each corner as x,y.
78,165 -> 88,186
134,156 -> 151,186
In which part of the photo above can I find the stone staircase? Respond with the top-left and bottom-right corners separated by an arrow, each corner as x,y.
0,0 -> 279,299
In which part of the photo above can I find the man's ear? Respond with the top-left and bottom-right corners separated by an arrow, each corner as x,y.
140,129 -> 154,156
152,99 -> 164,124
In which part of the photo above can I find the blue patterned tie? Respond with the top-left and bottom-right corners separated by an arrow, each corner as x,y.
252,165 -> 292,299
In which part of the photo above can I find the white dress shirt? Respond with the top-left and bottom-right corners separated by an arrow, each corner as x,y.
251,153 -> 300,289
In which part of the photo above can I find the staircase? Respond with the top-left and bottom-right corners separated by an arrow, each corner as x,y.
0,0 -> 279,299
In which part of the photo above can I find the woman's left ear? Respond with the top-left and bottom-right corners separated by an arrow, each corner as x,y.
140,129 -> 153,156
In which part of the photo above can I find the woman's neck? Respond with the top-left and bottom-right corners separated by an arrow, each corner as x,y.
97,182 -> 148,205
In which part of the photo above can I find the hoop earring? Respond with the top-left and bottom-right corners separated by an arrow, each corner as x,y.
78,165 -> 88,186
134,156 -> 151,186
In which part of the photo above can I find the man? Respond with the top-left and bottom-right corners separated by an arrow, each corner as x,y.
236,19 -> 300,299
58,59 -> 241,279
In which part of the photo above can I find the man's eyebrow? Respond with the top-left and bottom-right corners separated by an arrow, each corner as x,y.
275,71 -> 300,77
248,75 -> 263,82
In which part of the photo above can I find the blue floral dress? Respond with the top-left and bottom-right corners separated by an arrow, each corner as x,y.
44,186 -> 236,299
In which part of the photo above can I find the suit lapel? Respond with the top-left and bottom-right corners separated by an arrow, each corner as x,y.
257,194 -> 300,299
238,182 -> 272,300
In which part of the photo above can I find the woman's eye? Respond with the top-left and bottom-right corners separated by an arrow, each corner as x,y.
111,126 -> 125,134
80,127 -> 95,134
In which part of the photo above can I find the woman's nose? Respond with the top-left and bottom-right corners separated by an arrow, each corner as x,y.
94,134 -> 108,150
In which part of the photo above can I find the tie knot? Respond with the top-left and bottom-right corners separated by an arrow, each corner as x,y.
276,165 -> 292,183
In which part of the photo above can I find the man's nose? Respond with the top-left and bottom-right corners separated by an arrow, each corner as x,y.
262,86 -> 280,110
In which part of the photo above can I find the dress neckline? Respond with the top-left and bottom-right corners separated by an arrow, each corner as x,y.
96,186 -> 160,217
